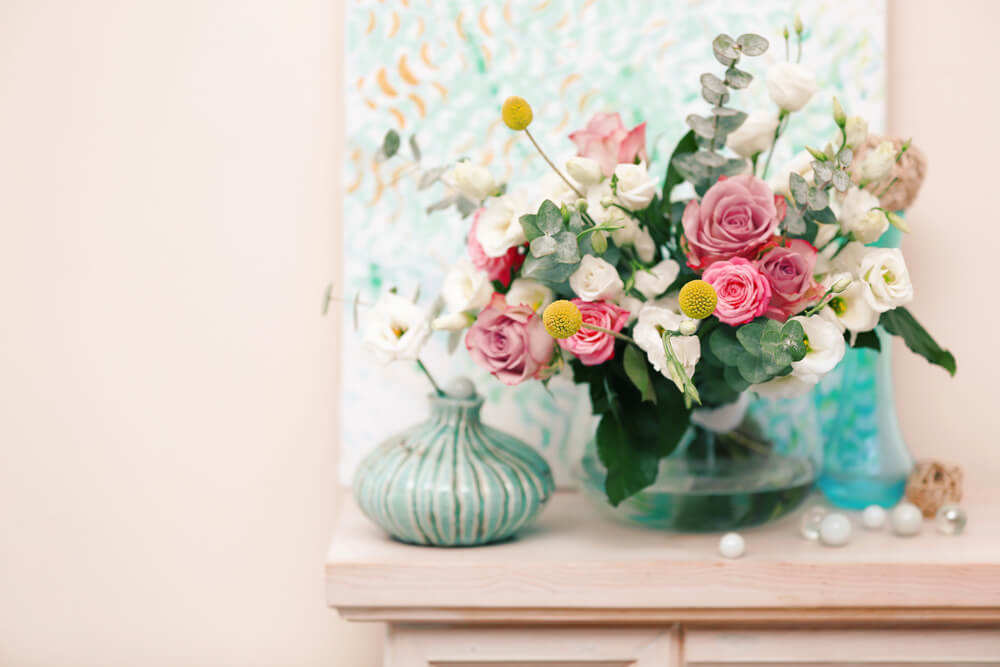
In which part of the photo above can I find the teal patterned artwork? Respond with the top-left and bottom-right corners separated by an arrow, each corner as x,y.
341,0 -> 887,484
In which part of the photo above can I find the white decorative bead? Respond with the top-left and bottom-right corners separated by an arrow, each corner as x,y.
445,376 -> 477,399
799,505 -> 827,540
890,502 -> 923,536
719,532 -> 745,559
819,513 -> 852,547
862,505 -> 887,530
934,503 -> 967,535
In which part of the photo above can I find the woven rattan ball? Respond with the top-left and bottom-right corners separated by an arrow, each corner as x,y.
905,461 -> 963,518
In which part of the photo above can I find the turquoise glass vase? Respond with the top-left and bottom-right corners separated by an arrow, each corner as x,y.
814,226 -> 914,509
352,379 -> 554,547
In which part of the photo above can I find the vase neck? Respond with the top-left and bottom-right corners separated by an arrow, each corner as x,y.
427,394 -> 483,426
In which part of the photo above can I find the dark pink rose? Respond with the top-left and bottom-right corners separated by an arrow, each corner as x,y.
557,299 -> 629,366
702,257 -> 772,326
465,293 -> 554,386
681,174 -> 781,270
569,112 -> 647,177
467,209 -> 525,287
754,238 -> 823,321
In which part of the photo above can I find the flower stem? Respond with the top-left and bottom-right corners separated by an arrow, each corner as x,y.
415,358 -> 444,396
759,110 -> 789,179
581,323 -> 634,344
524,127 -> 585,199
661,331 -> 701,408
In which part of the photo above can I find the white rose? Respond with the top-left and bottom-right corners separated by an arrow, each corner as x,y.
789,314 -> 846,384
363,292 -> 431,363
725,111 -> 779,158
443,161 -> 498,202
584,182 -> 620,225
440,258 -> 491,316
766,62 -> 818,112
845,116 -> 868,148
613,163 -> 657,211
566,156 -> 603,186
859,247 -> 913,312
768,150 -> 813,197
634,227 -> 657,263
569,255 -> 624,301
859,140 -> 896,185
476,193 -> 529,258
750,374 -> 814,399
505,278 -> 554,312
633,304 -> 700,391
432,312 -> 474,331
819,275 -> 879,334
633,258 -> 680,300
837,186 -> 886,244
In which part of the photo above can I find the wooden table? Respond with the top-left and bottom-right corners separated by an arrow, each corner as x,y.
327,490 -> 1000,666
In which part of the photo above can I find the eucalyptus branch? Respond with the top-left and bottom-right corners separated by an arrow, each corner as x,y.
416,358 -> 444,396
577,223 -> 625,240
759,109 -> 789,179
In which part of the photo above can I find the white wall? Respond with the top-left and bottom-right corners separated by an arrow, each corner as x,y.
0,1 -> 997,666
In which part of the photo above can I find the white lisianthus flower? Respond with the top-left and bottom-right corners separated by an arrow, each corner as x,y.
633,304 -> 700,392
440,258 -> 492,315
830,241 -> 870,277
836,186 -> 886,244
363,292 -> 432,363
610,214 -> 638,247
566,156 -> 603,186
789,314 -> 846,384
725,111 -> 779,158
819,274 -> 879,334
432,312 -> 474,332
613,163 -> 657,211
504,278 -> 554,312
859,248 -> 914,312
634,258 -> 680,300
475,193 -> 529,258
859,140 -> 896,185
443,161 -> 498,202
813,222 -> 840,250
584,181 -> 620,225
569,255 -> 624,302
768,150 -> 813,197
633,227 -> 657,263
845,116 -> 868,148
617,294 -> 643,323
750,374 -> 814,399
766,62 -> 818,112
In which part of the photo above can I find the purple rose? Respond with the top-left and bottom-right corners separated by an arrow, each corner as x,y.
682,174 -> 780,270
465,294 -> 554,386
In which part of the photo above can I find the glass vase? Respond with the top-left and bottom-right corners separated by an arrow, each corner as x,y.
575,393 -> 821,532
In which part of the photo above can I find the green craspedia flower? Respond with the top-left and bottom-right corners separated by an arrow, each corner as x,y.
542,300 -> 582,339
679,280 -> 718,320
501,96 -> 533,131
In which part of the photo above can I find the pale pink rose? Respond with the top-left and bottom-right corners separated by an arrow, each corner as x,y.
754,238 -> 824,321
465,293 -> 554,386
557,299 -> 630,366
467,209 -> 525,287
681,174 -> 780,270
568,112 -> 647,177
702,258 -> 773,326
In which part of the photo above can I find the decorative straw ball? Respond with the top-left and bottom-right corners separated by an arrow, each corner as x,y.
905,460 -> 963,518
501,96 -> 533,131
678,280 -> 718,320
542,300 -> 582,339
854,135 -> 927,211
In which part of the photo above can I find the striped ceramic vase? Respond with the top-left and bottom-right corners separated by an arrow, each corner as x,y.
352,380 -> 554,547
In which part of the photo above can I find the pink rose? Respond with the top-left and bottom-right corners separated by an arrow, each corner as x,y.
557,299 -> 629,366
467,209 -> 525,287
569,112 -> 647,177
465,293 -> 554,386
681,174 -> 780,270
754,238 -> 824,321
702,258 -> 772,326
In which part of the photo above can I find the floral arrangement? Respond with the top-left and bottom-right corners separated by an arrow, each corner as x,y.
360,22 -> 955,506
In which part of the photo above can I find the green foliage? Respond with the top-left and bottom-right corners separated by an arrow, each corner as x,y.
623,344 -> 656,403
709,318 -> 807,387
519,200 -> 582,281
382,130 -> 400,158
849,330 -> 881,351
881,308 -> 956,375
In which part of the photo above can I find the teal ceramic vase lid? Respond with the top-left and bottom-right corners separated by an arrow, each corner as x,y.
352,377 -> 555,547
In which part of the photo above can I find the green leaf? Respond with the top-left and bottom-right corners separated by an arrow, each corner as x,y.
807,187 -> 829,211
529,235 -> 556,258
850,330 -> 881,351
409,134 -> 421,161
807,206 -> 837,225
624,345 -> 656,403
596,413 -> 660,507
686,114 -> 716,139
736,33 -> 769,56
382,130 -> 400,158
699,72 -> 728,95
661,130 -> 699,205
724,66 -> 753,89
519,213 -> 544,241
709,327 -> 745,366
520,253 -> 579,285
536,200 -> 563,235
789,172 -> 809,206
832,169 -> 851,192
712,34 -> 739,66
880,308 -> 956,375
553,231 -> 581,264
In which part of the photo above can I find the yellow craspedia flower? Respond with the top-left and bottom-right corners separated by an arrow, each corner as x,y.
542,300 -> 582,339
501,96 -> 533,131
678,280 -> 718,320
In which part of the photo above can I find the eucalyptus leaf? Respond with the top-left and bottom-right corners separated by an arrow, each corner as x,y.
553,231 -> 581,264
783,206 -> 805,234
686,114 -> 716,139
520,253 -> 579,285
736,33 -> 769,56
724,66 -> 753,89
693,150 -> 728,167
671,152 -> 710,184
832,169 -> 851,192
712,34 -> 739,66
837,147 -> 854,167
455,196 -> 478,217
699,72 -> 728,95
382,129 -> 400,159
417,165 -> 448,190
519,213 -> 544,241
426,195 -> 457,214
808,206 -> 837,225
711,106 -> 743,117
446,329 -> 462,354
715,111 -> 748,133
789,172 -> 809,205
812,160 -> 834,183
409,134 -> 421,161
536,199 -> 563,235
701,85 -> 730,106
807,187 -> 829,211
530,235 -> 557,258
